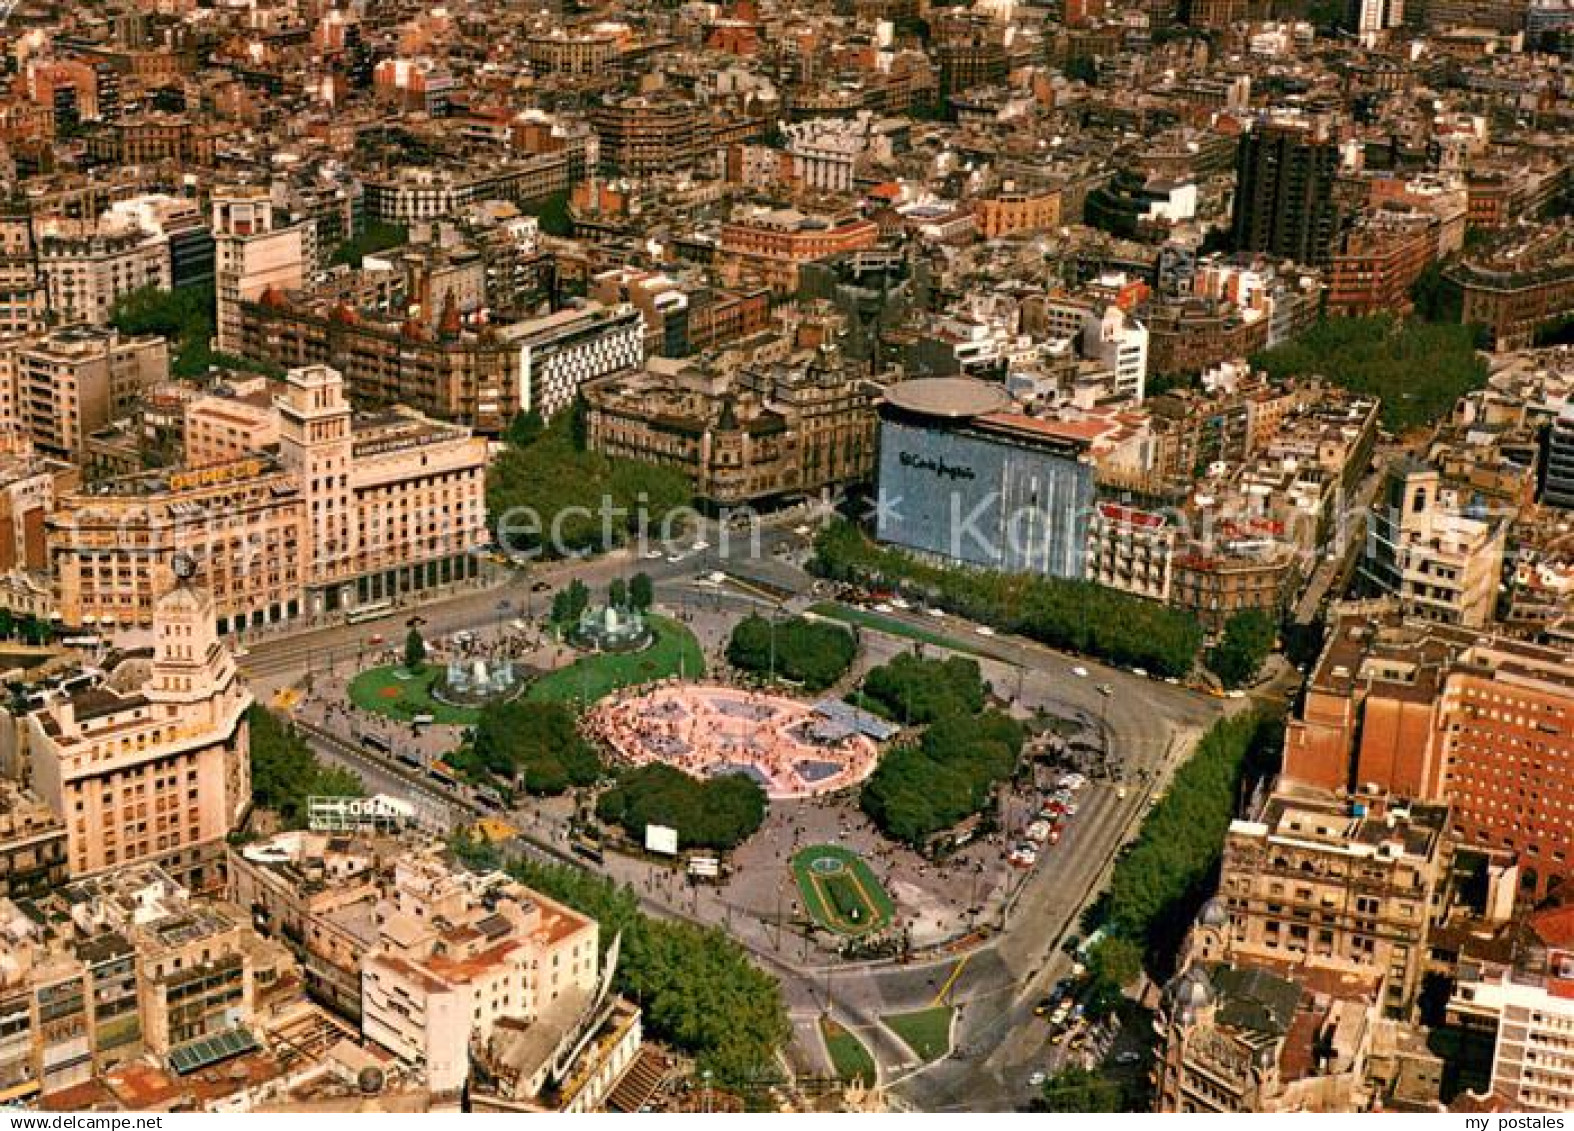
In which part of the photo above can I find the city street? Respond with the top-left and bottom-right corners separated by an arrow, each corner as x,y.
239,518 -> 1228,1107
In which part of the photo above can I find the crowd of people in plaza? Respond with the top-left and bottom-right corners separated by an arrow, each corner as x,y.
585,683 -> 880,800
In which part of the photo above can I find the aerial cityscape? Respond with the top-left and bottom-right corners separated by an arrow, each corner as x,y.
0,0 -> 1568,1116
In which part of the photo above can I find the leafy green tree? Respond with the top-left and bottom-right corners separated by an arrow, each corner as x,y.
328,220 -> 408,267
404,628 -> 427,674
812,521 -> 1203,678
465,852 -> 790,1089
857,655 -> 1023,845
456,700 -> 601,794
1249,315 -> 1488,432
1208,609 -> 1277,689
596,763 -> 767,850
504,409 -> 545,449
0,608 -> 13,639
608,577 -> 627,610
487,411 -> 693,558
629,572 -> 654,612
1104,712 -> 1278,963
725,614 -> 858,690
1031,1065 -> 1123,1112
1087,935 -> 1144,991
247,705 -> 362,827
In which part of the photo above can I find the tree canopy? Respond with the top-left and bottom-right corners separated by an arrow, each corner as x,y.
454,846 -> 790,1089
813,521 -> 1202,678
860,651 -> 986,725
1102,711 -> 1279,965
487,406 -> 693,558
725,614 -> 857,691
1250,315 -> 1487,432
247,705 -> 361,827
454,700 -> 602,794
596,763 -> 767,851
111,284 -> 286,380
855,653 -> 1021,845
1207,609 -> 1277,689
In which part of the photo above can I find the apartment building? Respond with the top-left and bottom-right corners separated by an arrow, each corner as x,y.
0,327 -> 168,461
23,582 -> 252,888
1361,462 -> 1506,629
0,864 -> 294,1104
0,779 -> 68,900
36,221 -> 170,326
1284,607 -> 1574,900
213,187 -> 306,354
361,852 -> 600,1097
1195,785 -> 1450,1019
717,207 -> 880,293
1155,961 -> 1378,1112
1084,502 -> 1175,602
1449,905 -> 1574,1112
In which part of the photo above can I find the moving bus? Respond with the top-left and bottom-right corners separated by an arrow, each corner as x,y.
428,761 -> 459,789
359,732 -> 392,755
571,837 -> 605,865
346,601 -> 394,625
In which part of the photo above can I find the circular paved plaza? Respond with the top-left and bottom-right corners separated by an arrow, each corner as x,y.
586,684 -> 880,800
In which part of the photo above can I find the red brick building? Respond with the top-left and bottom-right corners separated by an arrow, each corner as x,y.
1285,607 -> 1574,899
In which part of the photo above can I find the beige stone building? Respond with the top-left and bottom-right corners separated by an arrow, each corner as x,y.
47,365 -> 486,637
0,327 -> 168,462
23,582 -> 252,888
213,187 -> 305,354
361,851 -> 601,1097
36,221 -> 170,327
48,455 -> 308,635
1193,784 -> 1451,1019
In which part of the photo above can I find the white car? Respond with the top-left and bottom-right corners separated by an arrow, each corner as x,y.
643,548 -> 665,560
873,602 -> 893,613
793,524 -> 813,536
1025,820 -> 1053,843
1116,785 -> 1129,800
1028,1070 -> 1048,1088
927,607 -> 946,618
1059,774 -> 1086,791
891,596 -> 910,610
691,540 -> 711,553
1071,665 -> 1089,678
975,625 -> 997,637
666,551 -> 690,564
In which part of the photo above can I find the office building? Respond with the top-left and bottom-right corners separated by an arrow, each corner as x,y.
1284,607 -> 1574,900
1544,403 -> 1574,509
23,582 -> 252,888
213,187 -> 305,354
1230,120 -> 1342,267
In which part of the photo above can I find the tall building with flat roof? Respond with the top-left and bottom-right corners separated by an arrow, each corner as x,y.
1230,120 -> 1341,267
875,378 -> 1096,580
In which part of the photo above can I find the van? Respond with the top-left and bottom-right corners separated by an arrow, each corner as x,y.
412,713 -> 435,727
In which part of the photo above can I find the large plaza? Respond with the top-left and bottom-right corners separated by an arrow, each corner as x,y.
585,684 -> 884,800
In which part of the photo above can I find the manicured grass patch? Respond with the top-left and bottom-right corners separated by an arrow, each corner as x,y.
346,665 -> 481,725
821,1017 -> 876,1085
809,602 -> 983,655
528,615 -> 704,704
791,844 -> 895,937
883,1006 -> 953,1062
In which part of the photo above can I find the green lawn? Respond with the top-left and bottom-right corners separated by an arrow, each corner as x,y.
527,614 -> 704,705
791,844 -> 895,937
346,664 -> 482,725
821,1017 -> 876,1086
808,602 -> 983,656
883,1005 -> 954,1062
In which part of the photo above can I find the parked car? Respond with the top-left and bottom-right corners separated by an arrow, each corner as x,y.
1071,665 -> 1089,678
1025,820 -> 1053,843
